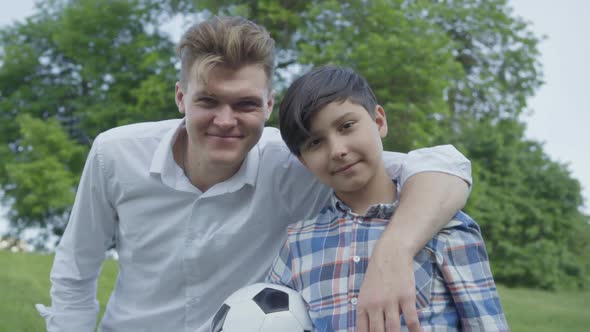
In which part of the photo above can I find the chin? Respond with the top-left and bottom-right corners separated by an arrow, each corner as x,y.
332,183 -> 364,194
333,178 -> 370,193
208,151 -> 247,167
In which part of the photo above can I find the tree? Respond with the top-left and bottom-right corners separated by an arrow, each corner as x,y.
167,0 -> 590,289
458,117 -> 589,289
1,0 -> 588,289
0,0 -> 179,245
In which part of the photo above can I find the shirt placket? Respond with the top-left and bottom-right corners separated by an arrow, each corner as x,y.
347,214 -> 368,328
183,196 -> 201,330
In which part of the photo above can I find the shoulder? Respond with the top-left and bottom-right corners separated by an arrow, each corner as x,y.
256,126 -> 312,181
428,211 -> 486,255
258,127 -> 291,154
93,119 -> 180,156
254,127 -> 293,168
286,204 -> 337,236
91,118 -> 181,173
97,118 -> 181,144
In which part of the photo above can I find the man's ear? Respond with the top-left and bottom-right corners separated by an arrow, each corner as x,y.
374,105 -> 388,138
175,82 -> 186,115
265,90 -> 275,121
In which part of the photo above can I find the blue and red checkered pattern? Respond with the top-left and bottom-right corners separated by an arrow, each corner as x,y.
266,195 -> 509,331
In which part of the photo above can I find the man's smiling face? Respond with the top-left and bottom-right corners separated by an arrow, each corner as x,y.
176,63 -> 273,171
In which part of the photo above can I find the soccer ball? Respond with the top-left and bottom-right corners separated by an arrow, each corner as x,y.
210,283 -> 313,332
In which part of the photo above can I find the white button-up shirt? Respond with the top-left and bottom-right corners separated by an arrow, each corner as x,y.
36,118 -> 471,332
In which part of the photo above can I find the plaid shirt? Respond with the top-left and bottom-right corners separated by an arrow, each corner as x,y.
266,195 -> 508,331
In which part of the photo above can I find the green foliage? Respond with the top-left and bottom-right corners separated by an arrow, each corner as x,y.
295,0 -> 464,151
457,118 -> 590,289
431,0 -> 544,120
0,0 -> 179,240
4,115 -> 87,232
1,0 -> 588,289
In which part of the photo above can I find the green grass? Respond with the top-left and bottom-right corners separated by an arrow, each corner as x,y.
0,250 -> 117,332
497,285 -> 590,332
1,251 -> 589,331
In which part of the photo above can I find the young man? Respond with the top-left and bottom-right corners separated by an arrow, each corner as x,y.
267,66 -> 508,331
36,17 -> 472,332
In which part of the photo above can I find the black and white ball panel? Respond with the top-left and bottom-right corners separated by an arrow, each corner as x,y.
210,283 -> 312,332
253,287 -> 290,314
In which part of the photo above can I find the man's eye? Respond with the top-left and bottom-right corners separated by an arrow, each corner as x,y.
235,101 -> 260,110
197,98 -> 217,107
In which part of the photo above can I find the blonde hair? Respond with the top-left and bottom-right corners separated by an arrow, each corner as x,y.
176,16 -> 275,89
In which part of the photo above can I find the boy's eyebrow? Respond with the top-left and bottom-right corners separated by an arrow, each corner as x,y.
309,111 -> 358,136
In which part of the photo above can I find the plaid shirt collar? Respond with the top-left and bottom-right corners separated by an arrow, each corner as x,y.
328,192 -> 400,221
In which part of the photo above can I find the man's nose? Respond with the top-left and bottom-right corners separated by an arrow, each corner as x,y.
213,105 -> 237,128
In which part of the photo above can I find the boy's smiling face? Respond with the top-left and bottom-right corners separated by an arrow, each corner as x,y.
298,100 -> 388,196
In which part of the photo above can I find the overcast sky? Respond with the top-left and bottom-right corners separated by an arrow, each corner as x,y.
0,0 -> 588,233
510,0 -> 590,214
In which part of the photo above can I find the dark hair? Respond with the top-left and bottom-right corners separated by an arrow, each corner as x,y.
279,66 -> 378,155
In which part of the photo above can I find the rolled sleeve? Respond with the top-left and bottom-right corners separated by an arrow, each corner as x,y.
387,144 -> 472,188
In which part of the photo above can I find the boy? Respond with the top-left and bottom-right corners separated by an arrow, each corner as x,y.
266,66 -> 508,331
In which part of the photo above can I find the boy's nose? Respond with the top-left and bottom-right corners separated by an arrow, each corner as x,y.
330,141 -> 348,160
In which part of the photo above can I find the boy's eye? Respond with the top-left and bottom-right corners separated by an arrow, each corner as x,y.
306,138 -> 322,149
341,121 -> 355,131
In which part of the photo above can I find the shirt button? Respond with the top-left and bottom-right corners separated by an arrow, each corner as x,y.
350,297 -> 358,305
353,255 -> 361,263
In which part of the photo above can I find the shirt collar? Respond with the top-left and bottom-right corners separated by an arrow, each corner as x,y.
330,193 -> 399,220
149,118 -> 260,193
214,143 -> 259,193
149,119 -> 183,188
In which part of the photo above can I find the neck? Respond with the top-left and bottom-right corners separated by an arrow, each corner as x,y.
335,165 -> 397,214
174,132 -> 242,192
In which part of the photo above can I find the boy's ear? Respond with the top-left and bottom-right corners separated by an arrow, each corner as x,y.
374,105 -> 388,138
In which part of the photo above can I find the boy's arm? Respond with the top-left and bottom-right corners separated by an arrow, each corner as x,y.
440,224 -> 509,331
356,145 -> 471,332
35,135 -> 116,332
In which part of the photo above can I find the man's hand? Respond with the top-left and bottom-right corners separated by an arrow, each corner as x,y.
355,172 -> 468,331
355,243 -> 422,332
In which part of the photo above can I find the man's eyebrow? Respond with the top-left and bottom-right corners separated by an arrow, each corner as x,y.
191,91 -> 215,98
191,90 -> 264,102
235,96 -> 263,103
